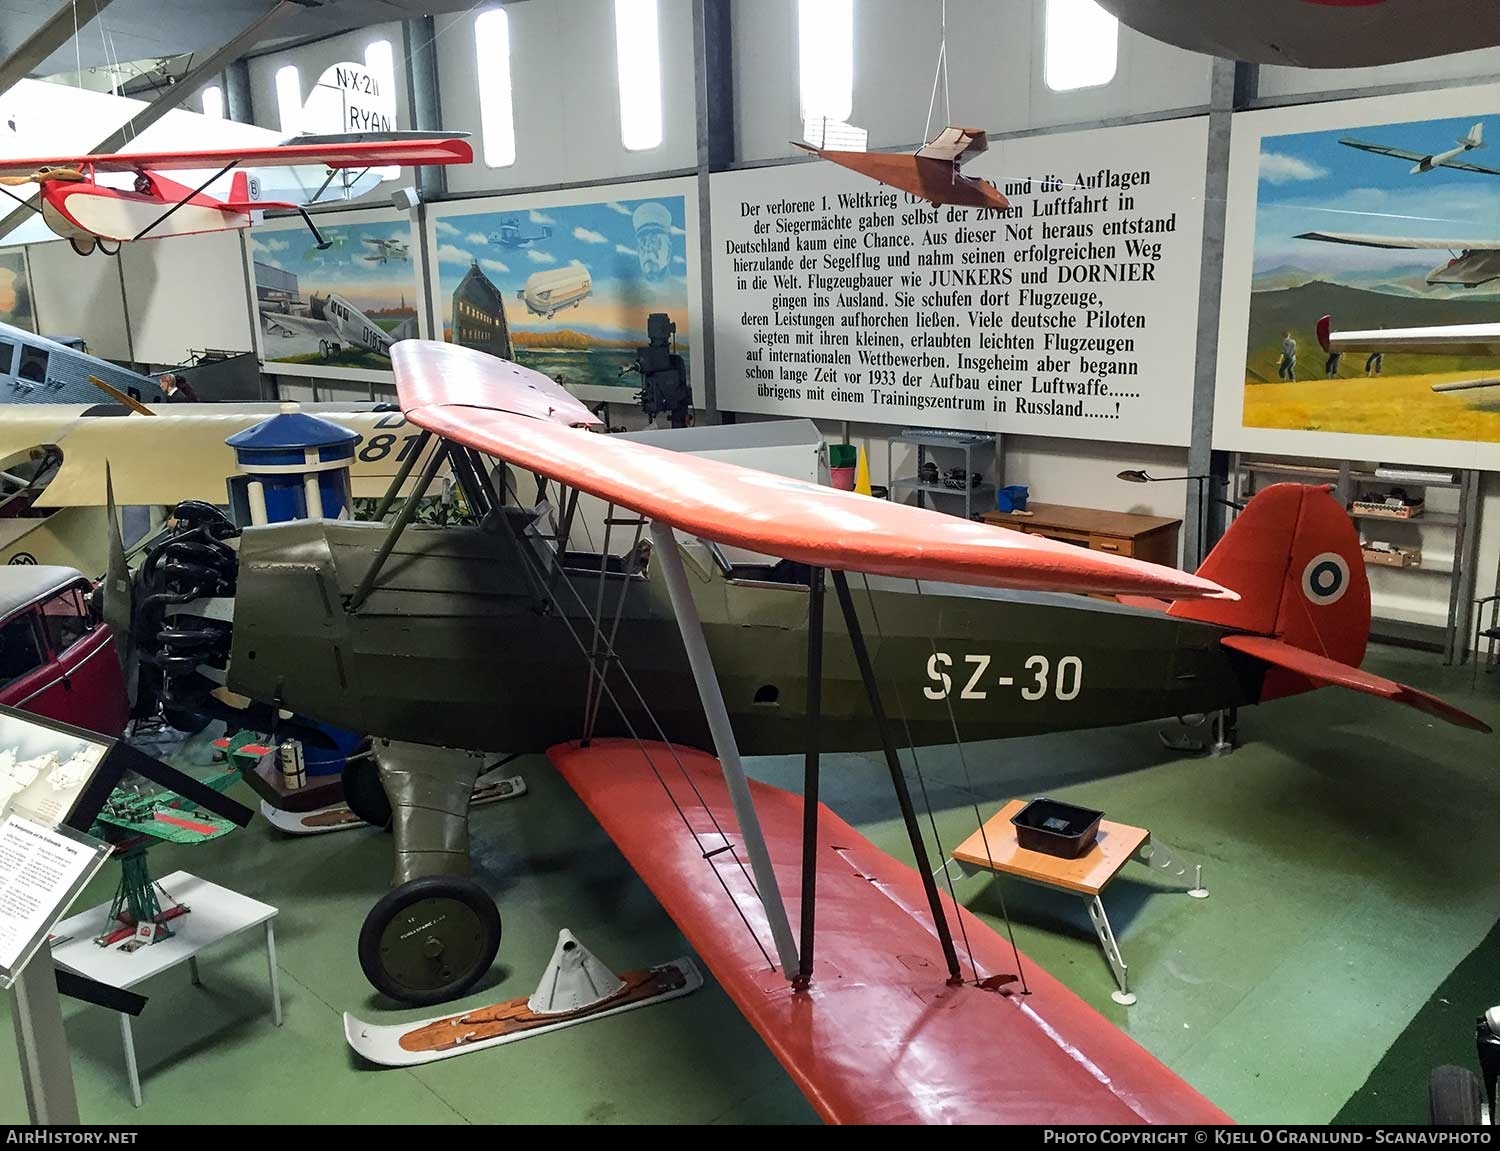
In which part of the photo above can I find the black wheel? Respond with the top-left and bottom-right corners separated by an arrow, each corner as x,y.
358,875 -> 501,1006
318,339 -> 330,358
68,235 -> 96,256
1429,1065 -> 1487,1125
341,750 -> 390,830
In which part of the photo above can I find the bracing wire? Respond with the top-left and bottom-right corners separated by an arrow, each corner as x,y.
923,0 -> 950,144
910,576 -> 1031,995
495,470 -> 777,968
854,572 -> 981,985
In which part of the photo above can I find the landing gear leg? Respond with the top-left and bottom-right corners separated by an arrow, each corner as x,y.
1210,707 -> 1237,757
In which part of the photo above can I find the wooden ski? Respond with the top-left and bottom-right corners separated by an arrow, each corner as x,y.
344,957 -> 702,1067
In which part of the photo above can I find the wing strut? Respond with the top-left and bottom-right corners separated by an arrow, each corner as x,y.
650,520 -> 802,977
131,161 -> 238,242
796,566 -> 826,986
832,571 -> 963,983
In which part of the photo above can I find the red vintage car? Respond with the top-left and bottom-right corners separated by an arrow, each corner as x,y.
0,565 -> 129,736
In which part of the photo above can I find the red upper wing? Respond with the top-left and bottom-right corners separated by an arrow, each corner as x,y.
0,137 -> 472,176
394,341 -> 1233,600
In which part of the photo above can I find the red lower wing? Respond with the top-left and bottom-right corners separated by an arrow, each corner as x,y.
548,739 -> 1231,1125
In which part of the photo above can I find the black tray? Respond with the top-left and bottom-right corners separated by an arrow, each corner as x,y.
1010,798 -> 1103,859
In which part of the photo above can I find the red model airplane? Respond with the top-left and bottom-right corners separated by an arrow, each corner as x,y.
0,132 -> 472,256
794,120 -> 1010,210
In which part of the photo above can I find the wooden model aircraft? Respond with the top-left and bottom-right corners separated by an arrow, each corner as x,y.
0,133 -> 471,256
794,119 -> 1010,210
112,342 -> 1484,1122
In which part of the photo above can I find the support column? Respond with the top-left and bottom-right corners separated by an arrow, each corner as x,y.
650,523 -> 799,976
403,15 -> 447,203
1184,58 -> 1251,565
797,567 -> 825,984
226,59 -> 254,125
692,0 -> 735,423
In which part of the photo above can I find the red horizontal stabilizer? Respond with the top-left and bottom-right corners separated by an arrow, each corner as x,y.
548,739 -> 1230,1125
0,137 -> 472,176
1221,634 -> 1491,732
395,342 -> 1233,600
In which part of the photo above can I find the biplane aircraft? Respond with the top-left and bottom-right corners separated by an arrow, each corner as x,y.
1318,312 -> 1500,392
120,341 -> 1481,1123
361,236 -> 410,264
0,132 -> 471,256
793,120 -> 1011,210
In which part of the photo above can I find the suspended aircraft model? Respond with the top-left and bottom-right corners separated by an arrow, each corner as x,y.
1318,312 -> 1500,392
0,133 -> 471,256
120,341 -> 1481,1122
793,6 -> 1008,211
794,119 -> 1010,210
1093,0 -> 1500,68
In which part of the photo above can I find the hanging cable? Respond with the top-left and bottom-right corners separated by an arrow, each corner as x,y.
909,577 -> 1031,994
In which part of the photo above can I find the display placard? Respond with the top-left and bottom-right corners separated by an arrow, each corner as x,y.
0,707 -> 112,832
0,814 -> 110,988
709,117 -> 1209,444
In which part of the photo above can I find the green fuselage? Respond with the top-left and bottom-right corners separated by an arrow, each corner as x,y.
227,515 -> 1264,756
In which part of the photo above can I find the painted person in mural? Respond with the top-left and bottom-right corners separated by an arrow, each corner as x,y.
437,194 -> 691,396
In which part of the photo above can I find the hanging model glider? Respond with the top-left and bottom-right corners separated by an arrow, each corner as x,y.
1296,230 -> 1500,289
794,119 -> 1010,210
1340,121 -> 1499,176
1318,312 -> 1500,392
0,132 -> 471,256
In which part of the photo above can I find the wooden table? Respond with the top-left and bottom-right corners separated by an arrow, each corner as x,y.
951,799 -> 1205,1004
981,502 -> 1182,567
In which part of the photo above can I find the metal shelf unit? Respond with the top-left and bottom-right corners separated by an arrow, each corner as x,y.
1230,454 -> 1481,663
885,429 -> 998,520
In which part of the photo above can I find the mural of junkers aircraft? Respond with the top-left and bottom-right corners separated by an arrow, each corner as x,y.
126,340 -> 1486,1122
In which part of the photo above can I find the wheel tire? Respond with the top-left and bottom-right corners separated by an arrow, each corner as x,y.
341,752 -> 391,830
68,236 -> 96,256
1429,1065 -> 1487,1125
358,875 -> 501,1006
319,339 -> 329,358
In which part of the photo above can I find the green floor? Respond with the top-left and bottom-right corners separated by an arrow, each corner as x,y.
3,644 -> 1497,1125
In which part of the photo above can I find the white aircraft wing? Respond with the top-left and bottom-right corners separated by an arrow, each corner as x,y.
1320,316 -> 1500,357
916,126 -> 988,165
1438,157 -> 1500,176
1295,230 -> 1497,251
1338,137 -> 1429,163
802,117 -> 868,152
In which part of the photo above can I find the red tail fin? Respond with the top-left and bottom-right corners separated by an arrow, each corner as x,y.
1168,483 -> 1370,667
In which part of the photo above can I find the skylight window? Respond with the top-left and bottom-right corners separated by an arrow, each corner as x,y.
1044,0 -> 1119,91
201,84 -> 224,120
275,64 -> 301,134
475,7 -> 517,167
798,0 -> 853,123
364,39 -> 399,178
614,0 -> 663,151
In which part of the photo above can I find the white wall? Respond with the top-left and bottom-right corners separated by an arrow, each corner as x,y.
1259,46 -> 1500,99
244,21 -> 410,208
119,230 -> 255,366
733,0 -> 1215,162
436,0 -> 698,195
28,240 -> 131,358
